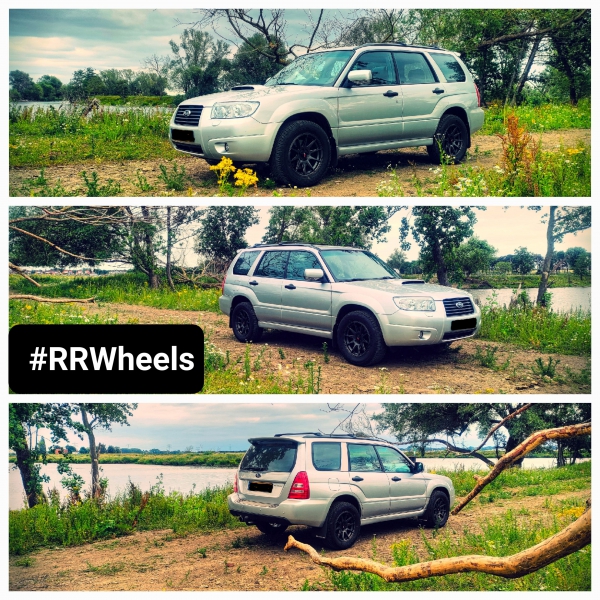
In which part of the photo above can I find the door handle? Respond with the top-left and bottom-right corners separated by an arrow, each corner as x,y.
284,284 -> 296,290
249,280 -> 259,286
391,476 -> 402,482
383,90 -> 399,97
352,476 -> 364,482
433,88 -> 445,94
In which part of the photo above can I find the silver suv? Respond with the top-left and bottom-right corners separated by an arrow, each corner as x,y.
170,43 -> 484,186
218,243 -> 481,366
227,433 -> 455,549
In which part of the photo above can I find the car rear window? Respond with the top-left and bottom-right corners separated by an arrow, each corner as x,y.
241,442 -> 297,472
312,442 -> 341,471
429,53 -> 466,82
233,251 -> 260,275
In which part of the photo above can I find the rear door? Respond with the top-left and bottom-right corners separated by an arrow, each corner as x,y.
346,443 -> 390,518
280,250 -> 333,331
238,438 -> 298,506
375,445 -> 427,513
393,51 -> 442,139
250,251 -> 288,323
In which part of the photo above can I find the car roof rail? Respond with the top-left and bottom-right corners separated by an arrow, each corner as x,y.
356,42 -> 444,51
251,242 -> 320,249
274,432 -> 382,441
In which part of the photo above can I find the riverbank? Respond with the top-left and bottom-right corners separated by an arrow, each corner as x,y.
9,462 -> 591,591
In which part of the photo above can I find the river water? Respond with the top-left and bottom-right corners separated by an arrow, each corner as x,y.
469,287 -> 590,313
8,458 -> 587,510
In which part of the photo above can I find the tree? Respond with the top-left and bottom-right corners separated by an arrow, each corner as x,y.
63,68 -> 105,102
386,249 -> 407,273
37,437 -> 47,456
79,447 -> 89,454
107,445 -> 116,454
495,261 -> 512,274
9,403 -> 73,507
225,34 -> 286,87
262,206 -> 401,250
195,207 -> 259,266
564,247 -> 588,271
400,207 -> 479,286
10,70 -> 40,100
573,253 -> 591,280
65,445 -> 77,454
71,404 -> 137,498
454,237 -> 496,278
530,207 -> 591,305
37,75 -> 63,101
512,247 -> 535,279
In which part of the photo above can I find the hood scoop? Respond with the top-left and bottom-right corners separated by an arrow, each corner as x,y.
401,280 -> 425,284
231,85 -> 255,91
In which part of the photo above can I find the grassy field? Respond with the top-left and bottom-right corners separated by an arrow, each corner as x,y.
459,272 -> 591,289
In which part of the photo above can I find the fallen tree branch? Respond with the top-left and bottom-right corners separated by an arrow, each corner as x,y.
452,421 -> 591,515
9,294 -> 96,304
284,506 -> 590,582
9,262 -> 42,288
397,438 -> 495,468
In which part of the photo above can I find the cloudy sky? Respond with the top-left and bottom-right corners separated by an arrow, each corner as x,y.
242,206 -> 591,262
49,403 -> 483,452
9,9 -> 350,84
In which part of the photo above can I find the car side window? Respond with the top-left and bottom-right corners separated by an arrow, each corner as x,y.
286,251 -> 322,280
312,442 -> 341,471
349,51 -> 396,86
375,446 -> 413,473
348,444 -> 383,472
254,251 -> 289,279
393,52 -> 437,85
429,53 -> 466,82
232,251 -> 260,276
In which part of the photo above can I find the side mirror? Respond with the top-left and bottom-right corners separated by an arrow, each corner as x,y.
348,70 -> 372,86
304,268 -> 324,281
413,461 -> 424,473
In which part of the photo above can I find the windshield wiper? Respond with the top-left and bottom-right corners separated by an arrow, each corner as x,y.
244,466 -> 267,471
373,276 -> 396,280
277,82 -> 298,85
344,278 -> 368,282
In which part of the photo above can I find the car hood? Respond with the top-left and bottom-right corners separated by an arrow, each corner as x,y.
337,279 -> 472,300
179,85 -> 329,107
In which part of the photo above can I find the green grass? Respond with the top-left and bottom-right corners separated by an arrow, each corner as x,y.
9,105 -> 177,167
319,503 -> 590,591
461,272 -> 590,289
9,299 -> 118,327
95,95 -> 181,107
479,99 -> 591,135
477,302 -> 591,356
9,272 -> 221,312
9,481 -> 243,556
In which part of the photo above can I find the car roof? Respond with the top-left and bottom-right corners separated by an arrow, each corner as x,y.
249,243 -> 369,251
317,42 -> 448,52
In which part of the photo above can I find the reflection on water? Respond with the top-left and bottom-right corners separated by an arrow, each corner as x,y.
470,287 -> 590,313
8,458 -> 588,510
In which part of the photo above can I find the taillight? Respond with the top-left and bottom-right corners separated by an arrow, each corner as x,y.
474,83 -> 481,107
221,277 -> 226,295
233,472 -> 238,493
288,471 -> 310,499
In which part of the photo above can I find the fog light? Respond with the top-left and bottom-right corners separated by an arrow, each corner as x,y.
419,331 -> 424,339
215,142 -> 230,154
225,142 -> 230,152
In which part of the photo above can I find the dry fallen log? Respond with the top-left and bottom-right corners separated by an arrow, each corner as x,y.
9,294 -> 96,304
452,421 -> 591,515
284,506 -> 590,582
9,262 -> 42,288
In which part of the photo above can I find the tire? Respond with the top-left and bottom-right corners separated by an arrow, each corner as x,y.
325,501 -> 361,550
255,521 -> 288,537
231,302 -> 263,343
270,120 -> 331,187
336,310 -> 387,367
424,490 -> 450,528
427,114 -> 469,164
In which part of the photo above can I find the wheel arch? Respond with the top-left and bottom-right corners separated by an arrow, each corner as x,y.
328,493 -> 362,518
440,106 -> 471,147
228,294 -> 254,327
333,303 -> 383,341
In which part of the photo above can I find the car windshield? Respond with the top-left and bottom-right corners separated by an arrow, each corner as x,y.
320,249 -> 399,282
265,50 -> 354,87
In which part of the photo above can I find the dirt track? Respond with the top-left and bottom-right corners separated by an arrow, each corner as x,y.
9,129 -> 590,197
9,489 -> 589,591
83,303 -> 589,394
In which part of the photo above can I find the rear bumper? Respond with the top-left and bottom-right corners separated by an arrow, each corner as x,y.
469,107 -> 485,134
228,493 -> 328,528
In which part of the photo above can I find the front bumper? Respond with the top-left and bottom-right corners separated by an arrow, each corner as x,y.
378,302 -> 481,347
228,493 -> 328,528
170,112 -> 279,162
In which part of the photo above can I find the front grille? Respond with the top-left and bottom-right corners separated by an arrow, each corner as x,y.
174,105 -> 203,126
443,328 -> 476,340
174,142 -> 203,156
442,297 -> 474,317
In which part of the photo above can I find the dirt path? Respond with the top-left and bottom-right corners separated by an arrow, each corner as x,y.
9,129 -> 590,197
9,489 -> 589,591
83,303 -> 589,394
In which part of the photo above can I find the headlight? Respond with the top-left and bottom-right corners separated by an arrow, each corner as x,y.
211,102 -> 259,119
393,296 -> 436,311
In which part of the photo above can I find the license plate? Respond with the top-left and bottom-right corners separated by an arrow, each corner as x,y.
171,129 -> 195,142
249,481 -> 273,493
451,318 -> 477,331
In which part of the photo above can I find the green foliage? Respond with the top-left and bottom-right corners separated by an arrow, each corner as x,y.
473,345 -> 499,369
532,357 -> 560,379
81,171 -> 122,197
95,95 -> 177,107
158,162 -> 187,191
512,247 -> 535,277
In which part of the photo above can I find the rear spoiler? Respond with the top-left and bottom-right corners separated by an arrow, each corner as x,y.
248,437 -> 297,446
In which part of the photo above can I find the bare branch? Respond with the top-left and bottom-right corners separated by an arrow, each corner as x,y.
9,263 -> 42,288
9,294 -> 96,304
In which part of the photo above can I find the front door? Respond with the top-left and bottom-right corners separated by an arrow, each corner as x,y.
375,445 -> 427,513
280,250 -> 332,331
347,443 -> 390,518
337,51 -> 403,147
